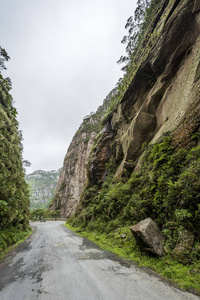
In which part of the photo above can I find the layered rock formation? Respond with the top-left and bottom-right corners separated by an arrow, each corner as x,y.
112,0 -> 200,177
50,131 -> 96,217
88,0 -> 200,183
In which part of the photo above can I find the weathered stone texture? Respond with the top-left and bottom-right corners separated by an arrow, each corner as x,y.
130,218 -> 164,256
88,122 -> 113,185
111,0 -> 200,177
50,131 -> 96,217
51,0 -> 200,219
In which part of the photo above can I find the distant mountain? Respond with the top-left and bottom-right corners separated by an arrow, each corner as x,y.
26,169 -> 61,210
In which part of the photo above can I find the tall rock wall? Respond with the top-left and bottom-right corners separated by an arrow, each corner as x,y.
51,0 -> 200,218
111,0 -> 200,175
50,131 -> 96,217
87,0 -> 200,184
50,90 -> 116,217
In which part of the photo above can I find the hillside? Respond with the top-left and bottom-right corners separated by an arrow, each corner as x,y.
71,0 -> 200,242
45,1 -> 200,293
26,169 -> 61,210
0,0 -> 199,294
0,47 -> 30,253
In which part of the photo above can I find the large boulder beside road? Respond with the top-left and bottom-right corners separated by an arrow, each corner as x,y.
130,218 -> 164,256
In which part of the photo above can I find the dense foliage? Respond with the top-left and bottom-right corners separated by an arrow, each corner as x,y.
70,133 -> 200,263
0,47 -> 30,252
29,208 -> 60,221
0,227 -> 31,257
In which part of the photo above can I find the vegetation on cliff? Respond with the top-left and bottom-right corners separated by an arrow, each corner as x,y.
68,131 -> 200,292
75,89 -> 117,136
71,132 -> 200,251
0,47 -> 30,253
66,0 -> 200,293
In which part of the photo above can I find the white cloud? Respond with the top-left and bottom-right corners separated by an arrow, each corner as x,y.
1,0 -> 137,174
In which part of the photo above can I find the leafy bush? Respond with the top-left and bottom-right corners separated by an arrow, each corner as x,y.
0,226 -> 31,255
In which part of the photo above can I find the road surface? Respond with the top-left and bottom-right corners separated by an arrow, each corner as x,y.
0,221 -> 199,300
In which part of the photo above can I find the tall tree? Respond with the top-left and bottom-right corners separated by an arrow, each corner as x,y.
117,0 -> 160,70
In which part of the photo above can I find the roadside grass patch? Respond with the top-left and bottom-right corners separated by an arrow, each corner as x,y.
65,222 -> 200,295
0,227 -> 32,261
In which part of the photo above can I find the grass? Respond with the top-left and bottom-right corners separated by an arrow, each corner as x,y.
65,222 -> 200,296
0,227 -> 32,262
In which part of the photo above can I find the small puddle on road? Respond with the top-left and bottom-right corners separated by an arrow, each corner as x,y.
54,243 -> 66,248
78,251 -> 106,260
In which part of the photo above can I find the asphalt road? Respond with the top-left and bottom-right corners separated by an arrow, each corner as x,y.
0,221 -> 199,300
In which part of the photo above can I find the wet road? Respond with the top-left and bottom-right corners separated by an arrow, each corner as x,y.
0,221 -> 199,300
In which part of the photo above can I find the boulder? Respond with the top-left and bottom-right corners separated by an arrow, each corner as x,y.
172,230 -> 195,263
120,233 -> 127,239
130,218 -> 164,256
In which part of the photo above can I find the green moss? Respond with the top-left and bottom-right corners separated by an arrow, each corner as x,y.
59,182 -> 66,191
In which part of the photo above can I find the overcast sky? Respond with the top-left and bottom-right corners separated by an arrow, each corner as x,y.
1,0 -> 137,174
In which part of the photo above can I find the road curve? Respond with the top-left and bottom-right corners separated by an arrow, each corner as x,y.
0,221 -> 199,300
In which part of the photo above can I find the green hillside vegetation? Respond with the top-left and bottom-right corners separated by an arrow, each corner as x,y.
0,47 -> 30,254
26,169 -> 61,210
71,132 -> 200,248
67,0 -> 200,293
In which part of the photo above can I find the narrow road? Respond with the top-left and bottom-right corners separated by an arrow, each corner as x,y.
0,221 -> 199,300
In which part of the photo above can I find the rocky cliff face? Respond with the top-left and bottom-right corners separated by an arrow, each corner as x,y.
52,0 -> 200,219
49,131 -> 96,217
50,90 -> 116,217
89,0 -> 200,183
26,169 -> 61,209
115,0 -> 199,162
